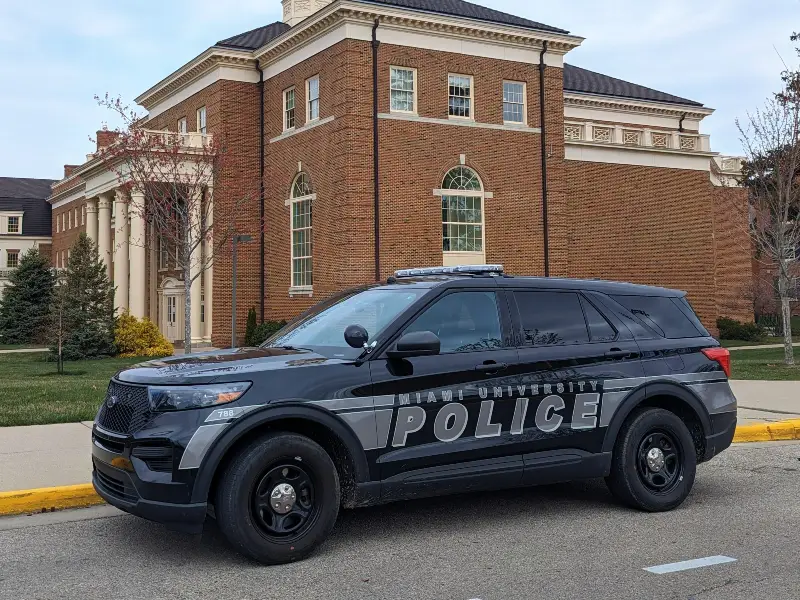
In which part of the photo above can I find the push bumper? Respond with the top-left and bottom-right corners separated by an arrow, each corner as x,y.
703,411 -> 737,461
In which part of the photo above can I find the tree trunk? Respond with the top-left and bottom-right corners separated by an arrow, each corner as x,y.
184,266 -> 192,355
778,272 -> 795,366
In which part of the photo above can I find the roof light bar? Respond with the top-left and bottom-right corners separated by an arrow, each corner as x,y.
393,265 -> 505,278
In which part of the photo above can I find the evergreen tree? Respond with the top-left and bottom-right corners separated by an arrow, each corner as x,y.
0,248 -> 54,344
244,307 -> 257,346
50,234 -> 116,361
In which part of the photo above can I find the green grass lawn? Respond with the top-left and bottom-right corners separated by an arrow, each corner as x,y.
730,347 -> 800,381
722,336 -> 800,348
0,352 -> 146,427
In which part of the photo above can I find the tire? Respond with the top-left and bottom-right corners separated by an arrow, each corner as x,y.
605,407 -> 696,512
215,432 -> 340,564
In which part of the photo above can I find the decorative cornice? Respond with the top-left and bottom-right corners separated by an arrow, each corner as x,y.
256,1 -> 583,67
136,50 -> 257,110
564,92 -> 713,120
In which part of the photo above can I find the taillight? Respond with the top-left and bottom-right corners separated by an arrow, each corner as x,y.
702,347 -> 731,378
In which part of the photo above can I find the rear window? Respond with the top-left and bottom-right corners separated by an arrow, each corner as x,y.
514,291 -> 589,346
611,295 -> 704,339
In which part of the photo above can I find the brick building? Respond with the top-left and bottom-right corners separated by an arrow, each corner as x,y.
48,0 -> 752,347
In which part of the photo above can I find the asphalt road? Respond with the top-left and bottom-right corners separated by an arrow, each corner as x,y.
1,442 -> 798,600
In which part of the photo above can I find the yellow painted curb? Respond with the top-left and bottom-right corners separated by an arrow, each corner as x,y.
733,419 -> 800,443
0,484 -> 103,517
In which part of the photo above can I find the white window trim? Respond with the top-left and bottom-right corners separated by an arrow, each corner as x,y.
6,250 -> 19,268
389,66 -> 418,115
178,117 -> 188,134
287,182 -> 314,293
502,80 -> 527,126
448,73 -> 475,121
283,87 -> 296,132
2,213 -> 23,235
438,167 -> 487,259
196,106 -> 207,134
306,76 -> 320,123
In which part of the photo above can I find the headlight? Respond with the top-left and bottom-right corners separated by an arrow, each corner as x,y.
148,382 -> 251,412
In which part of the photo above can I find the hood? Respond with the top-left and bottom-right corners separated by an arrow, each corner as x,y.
116,347 -> 345,385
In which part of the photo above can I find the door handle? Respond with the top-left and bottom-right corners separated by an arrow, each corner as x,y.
474,361 -> 508,373
605,349 -> 634,359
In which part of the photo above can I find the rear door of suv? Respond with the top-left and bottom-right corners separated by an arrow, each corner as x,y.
505,288 -> 645,484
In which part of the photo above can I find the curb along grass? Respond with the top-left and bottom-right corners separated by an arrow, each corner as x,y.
1,420 -> 799,518
0,484 -> 103,517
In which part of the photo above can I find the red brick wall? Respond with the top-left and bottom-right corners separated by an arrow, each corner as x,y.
51,200 -> 87,267
564,161 -> 753,332
711,186 -> 753,323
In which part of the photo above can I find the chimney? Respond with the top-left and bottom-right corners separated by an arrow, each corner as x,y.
64,165 -> 80,178
96,130 -> 120,152
282,0 -> 332,27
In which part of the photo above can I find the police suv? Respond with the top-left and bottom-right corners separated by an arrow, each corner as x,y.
92,265 -> 737,564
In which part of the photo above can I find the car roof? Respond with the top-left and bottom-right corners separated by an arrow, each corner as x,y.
380,275 -> 685,297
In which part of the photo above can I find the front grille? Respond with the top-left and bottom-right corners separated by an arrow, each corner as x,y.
96,381 -> 152,434
94,468 -> 138,503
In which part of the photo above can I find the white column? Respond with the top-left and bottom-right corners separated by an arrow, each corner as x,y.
190,189 -> 203,345
85,198 -> 99,246
203,186 -> 213,343
128,189 -> 147,318
113,190 -> 129,314
97,194 -> 112,278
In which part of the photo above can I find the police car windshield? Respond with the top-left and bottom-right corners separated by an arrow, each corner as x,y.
266,288 -> 426,352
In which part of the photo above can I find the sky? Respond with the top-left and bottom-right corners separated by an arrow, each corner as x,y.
0,0 -> 797,180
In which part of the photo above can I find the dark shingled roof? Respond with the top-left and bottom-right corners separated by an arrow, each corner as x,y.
216,22 -> 291,50
564,64 -> 703,107
215,1 -> 567,50
0,177 -> 54,237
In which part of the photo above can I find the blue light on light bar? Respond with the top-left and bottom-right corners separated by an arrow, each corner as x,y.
393,265 -> 504,278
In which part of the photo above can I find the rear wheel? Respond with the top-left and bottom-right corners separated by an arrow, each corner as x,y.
215,432 -> 340,564
605,407 -> 696,512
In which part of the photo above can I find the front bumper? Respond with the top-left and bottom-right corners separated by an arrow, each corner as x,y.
91,425 -> 207,534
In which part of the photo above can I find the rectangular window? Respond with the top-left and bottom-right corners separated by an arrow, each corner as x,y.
7,216 -> 19,234
196,107 -> 207,134
56,214 -> 60,233
306,76 -> 320,122
6,251 -> 19,268
503,81 -> 526,124
448,74 -> 473,119
201,293 -> 205,324
158,236 -> 169,270
167,296 -> 176,324
178,117 -> 188,134
81,205 -> 85,225
284,88 -> 296,131
612,295 -> 705,339
68,211 -> 72,230
390,66 -> 416,113
62,213 -> 66,231
513,291 -> 590,346
291,198 -> 312,288
442,195 -> 483,252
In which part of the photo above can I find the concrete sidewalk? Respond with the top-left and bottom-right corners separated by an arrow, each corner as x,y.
0,380 -> 797,493
727,343 -> 800,351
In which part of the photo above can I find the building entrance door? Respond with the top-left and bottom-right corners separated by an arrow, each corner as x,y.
159,278 -> 186,344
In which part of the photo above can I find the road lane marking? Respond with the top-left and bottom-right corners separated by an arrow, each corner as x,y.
644,556 -> 737,574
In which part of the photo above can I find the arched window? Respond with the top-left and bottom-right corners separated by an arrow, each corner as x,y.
440,166 -> 484,259
289,173 -> 313,290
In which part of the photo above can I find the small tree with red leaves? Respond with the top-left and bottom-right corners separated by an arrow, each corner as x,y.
96,94 -> 254,353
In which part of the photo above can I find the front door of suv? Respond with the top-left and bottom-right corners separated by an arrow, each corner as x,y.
369,288 -> 521,498
506,289 -> 644,485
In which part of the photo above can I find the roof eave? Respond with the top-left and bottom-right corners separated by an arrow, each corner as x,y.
564,91 -> 714,116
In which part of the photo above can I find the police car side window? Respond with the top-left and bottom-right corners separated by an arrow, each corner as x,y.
579,296 -> 617,342
404,291 -> 503,353
514,291 -> 589,346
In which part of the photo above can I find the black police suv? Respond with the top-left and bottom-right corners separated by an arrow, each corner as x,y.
91,265 -> 737,564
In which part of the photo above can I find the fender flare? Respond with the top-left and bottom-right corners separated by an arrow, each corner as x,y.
601,381 -> 712,454
190,403 -> 371,504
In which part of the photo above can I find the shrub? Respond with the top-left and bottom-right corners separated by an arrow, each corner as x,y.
716,317 -> 764,342
244,307 -> 258,347
115,312 -> 174,358
249,320 -> 288,346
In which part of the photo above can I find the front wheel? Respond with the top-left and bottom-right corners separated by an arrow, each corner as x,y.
605,407 -> 696,512
215,432 -> 340,564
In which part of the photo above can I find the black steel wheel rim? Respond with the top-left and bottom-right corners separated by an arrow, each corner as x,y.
635,429 -> 682,494
251,461 -> 317,541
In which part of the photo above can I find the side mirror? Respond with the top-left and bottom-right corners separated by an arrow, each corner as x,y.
387,331 -> 441,359
344,324 -> 370,349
